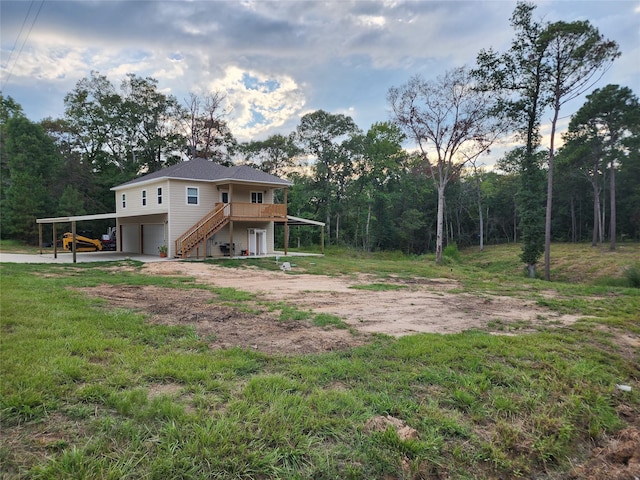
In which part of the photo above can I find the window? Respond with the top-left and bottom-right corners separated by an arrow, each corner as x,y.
251,191 -> 263,204
187,187 -> 199,205
221,191 -> 229,203
122,194 -> 126,208
142,190 -> 147,206
157,187 -> 163,205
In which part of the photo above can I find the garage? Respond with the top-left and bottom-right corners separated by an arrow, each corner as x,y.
142,224 -> 166,255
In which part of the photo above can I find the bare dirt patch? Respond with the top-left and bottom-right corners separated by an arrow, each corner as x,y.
141,261 -> 582,336
77,262 -> 586,355
81,284 -> 365,355
569,426 -> 640,480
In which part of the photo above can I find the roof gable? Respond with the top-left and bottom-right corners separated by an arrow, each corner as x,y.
112,158 -> 292,190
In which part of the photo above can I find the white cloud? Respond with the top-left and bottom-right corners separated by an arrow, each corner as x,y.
355,15 -> 387,28
208,66 -> 306,141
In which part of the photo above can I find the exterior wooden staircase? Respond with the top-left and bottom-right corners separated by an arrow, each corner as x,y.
175,204 -> 229,258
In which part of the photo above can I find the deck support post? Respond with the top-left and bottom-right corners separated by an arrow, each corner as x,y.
283,187 -> 288,256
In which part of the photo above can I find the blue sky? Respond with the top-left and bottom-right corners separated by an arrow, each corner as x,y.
1,0 -> 638,150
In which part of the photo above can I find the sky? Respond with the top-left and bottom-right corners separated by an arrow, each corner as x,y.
1,0 -> 639,154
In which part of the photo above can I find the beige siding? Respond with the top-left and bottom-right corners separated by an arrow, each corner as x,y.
115,181 -> 169,217
167,180 -> 219,257
228,185 -> 274,203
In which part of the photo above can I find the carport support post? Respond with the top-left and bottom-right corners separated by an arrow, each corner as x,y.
71,220 -> 77,263
321,225 -> 325,254
53,222 -> 57,258
38,223 -> 43,254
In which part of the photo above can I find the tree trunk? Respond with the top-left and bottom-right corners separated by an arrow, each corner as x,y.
435,183 -> 446,264
609,159 -> 616,250
570,196 -> 577,243
478,191 -> 484,251
325,205 -> 331,246
365,202 -> 372,253
591,168 -> 600,246
600,178 -> 606,244
544,102 -> 560,281
513,203 -> 517,243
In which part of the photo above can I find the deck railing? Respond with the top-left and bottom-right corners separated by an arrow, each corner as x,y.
216,202 -> 287,219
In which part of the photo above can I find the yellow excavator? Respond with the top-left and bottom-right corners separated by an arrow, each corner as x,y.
62,232 -> 103,252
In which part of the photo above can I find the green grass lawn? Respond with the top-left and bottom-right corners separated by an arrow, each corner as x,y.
1,244 -> 639,479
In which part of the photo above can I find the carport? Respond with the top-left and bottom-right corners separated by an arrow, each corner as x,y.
276,215 -> 326,254
36,213 -> 117,263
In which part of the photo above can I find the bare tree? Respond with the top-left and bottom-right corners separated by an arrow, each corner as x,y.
388,67 -> 504,263
183,92 -> 236,163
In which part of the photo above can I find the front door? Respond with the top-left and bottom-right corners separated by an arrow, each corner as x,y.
248,228 -> 267,256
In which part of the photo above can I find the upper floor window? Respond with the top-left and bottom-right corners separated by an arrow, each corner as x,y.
187,187 -> 199,205
157,187 -> 163,205
221,191 -> 229,204
142,190 -> 147,206
251,191 -> 263,204
122,194 -> 126,208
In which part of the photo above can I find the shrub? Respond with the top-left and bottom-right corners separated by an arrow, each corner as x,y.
443,243 -> 461,262
623,263 -> 640,288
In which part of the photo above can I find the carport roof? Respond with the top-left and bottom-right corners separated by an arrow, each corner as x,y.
36,213 -> 117,224
277,216 -> 325,227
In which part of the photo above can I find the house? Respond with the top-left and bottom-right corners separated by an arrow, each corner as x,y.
37,158 -> 325,260
111,158 -> 294,258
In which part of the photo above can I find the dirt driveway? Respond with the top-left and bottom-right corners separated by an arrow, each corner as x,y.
82,261 -> 583,355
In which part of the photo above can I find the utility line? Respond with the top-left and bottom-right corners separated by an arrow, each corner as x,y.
1,0 -> 46,91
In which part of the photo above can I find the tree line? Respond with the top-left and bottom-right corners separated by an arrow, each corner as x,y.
1,2 -> 638,279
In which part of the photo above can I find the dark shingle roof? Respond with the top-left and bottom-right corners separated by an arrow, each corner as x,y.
112,158 -> 293,189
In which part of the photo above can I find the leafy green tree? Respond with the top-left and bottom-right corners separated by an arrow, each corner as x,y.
559,128 -> 606,245
64,71 -> 126,174
1,95 -> 26,198
39,117 -> 107,214
349,122 -> 407,251
296,110 -> 362,245
57,185 -> 86,217
121,74 -> 185,172
64,71 -> 186,178
542,20 -> 619,278
475,2 -> 550,277
617,135 -> 640,240
238,133 -> 301,177
552,146 -> 593,243
563,85 -> 638,249
1,116 -> 62,240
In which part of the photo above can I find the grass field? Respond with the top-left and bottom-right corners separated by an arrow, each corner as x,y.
1,242 -> 639,479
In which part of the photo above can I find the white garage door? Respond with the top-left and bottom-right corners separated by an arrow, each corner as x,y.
142,224 -> 165,255
120,224 -> 140,253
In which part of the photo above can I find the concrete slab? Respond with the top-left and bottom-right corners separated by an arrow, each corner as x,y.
0,251 -> 322,264
0,252 -> 173,264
